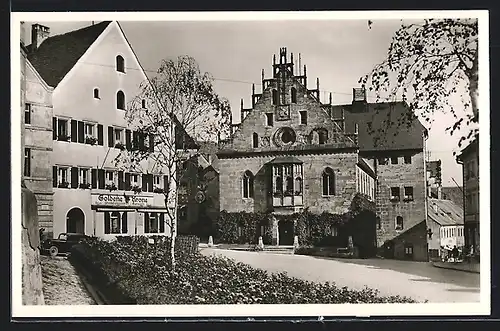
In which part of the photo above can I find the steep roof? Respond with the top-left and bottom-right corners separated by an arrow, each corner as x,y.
441,187 -> 463,207
267,156 -> 304,164
333,102 -> 426,152
428,198 -> 464,226
27,21 -> 112,87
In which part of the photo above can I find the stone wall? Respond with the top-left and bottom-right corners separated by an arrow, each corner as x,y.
373,151 -> 427,253
219,151 -> 358,215
21,186 -> 45,305
24,62 -> 54,236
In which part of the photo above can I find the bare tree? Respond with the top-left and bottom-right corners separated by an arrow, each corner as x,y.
359,18 -> 478,149
113,55 -> 231,269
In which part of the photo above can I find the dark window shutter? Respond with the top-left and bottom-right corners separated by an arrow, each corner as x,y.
78,121 -> 85,143
125,130 -> 132,150
108,126 -> 114,147
142,174 -> 148,192
98,169 -> 105,189
71,167 -> 79,188
97,124 -> 104,146
132,131 -> 138,150
118,171 -> 124,190
52,166 -> 58,187
125,173 -> 131,190
52,118 -> 57,140
149,134 -> 155,152
148,174 -> 154,192
159,213 -> 165,233
71,120 -> 78,142
122,212 -> 128,234
144,212 -> 150,233
139,132 -> 145,151
91,169 -> 98,188
104,212 -> 110,234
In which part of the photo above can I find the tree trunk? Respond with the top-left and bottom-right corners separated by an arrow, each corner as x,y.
468,54 -> 479,121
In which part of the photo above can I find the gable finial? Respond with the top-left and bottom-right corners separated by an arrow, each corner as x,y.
273,54 -> 276,65
240,98 -> 243,110
329,92 -> 332,105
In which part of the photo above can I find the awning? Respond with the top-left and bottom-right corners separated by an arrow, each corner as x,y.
137,209 -> 170,213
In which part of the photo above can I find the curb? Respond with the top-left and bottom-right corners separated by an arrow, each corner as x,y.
431,262 -> 480,274
69,256 -> 110,305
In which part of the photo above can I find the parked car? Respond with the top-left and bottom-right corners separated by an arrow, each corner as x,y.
42,233 -> 90,257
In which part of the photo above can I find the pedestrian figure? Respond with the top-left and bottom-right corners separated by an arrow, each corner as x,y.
452,245 -> 459,262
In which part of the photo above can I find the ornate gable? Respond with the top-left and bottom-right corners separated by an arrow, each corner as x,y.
219,47 -> 358,156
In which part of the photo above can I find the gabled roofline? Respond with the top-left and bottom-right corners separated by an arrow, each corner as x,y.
26,59 -> 54,93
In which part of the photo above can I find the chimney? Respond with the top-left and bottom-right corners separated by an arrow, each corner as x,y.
433,203 -> 438,213
437,186 -> 442,200
31,23 -> 50,52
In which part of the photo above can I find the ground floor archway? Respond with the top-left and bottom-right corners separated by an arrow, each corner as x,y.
66,207 -> 85,234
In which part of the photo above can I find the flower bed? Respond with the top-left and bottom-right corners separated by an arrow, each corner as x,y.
71,235 -> 417,304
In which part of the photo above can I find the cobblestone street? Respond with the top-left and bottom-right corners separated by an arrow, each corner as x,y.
201,248 -> 480,303
41,255 -> 96,305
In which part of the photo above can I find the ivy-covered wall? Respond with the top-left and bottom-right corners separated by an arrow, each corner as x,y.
213,193 -> 377,257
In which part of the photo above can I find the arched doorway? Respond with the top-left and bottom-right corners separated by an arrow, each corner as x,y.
278,220 -> 294,246
66,208 -> 85,234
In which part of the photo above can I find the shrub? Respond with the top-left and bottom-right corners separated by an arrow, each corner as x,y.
73,237 -> 418,304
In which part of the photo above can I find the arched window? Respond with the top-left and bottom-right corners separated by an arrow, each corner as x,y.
291,87 -> 297,103
376,216 -> 381,230
116,55 -> 125,73
295,177 -> 302,195
395,216 -> 404,230
93,88 -> 100,99
275,176 -> 283,195
272,89 -> 278,105
242,170 -> 254,198
322,167 -> 335,196
141,99 -> 146,108
318,129 -> 328,145
285,176 -> 293,196
252,133 -> 259,148
116,91 -> 125,110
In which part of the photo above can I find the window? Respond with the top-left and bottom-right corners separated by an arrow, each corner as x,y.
295,177 -> 303,195
57,119 -> 69,141
242,170 -> 254,198
322,167 -> 336,196
130,173 -> 140,187
145,212 -> 165,234
114,128 -> 123,145
105,211 -> 128,234
318,129 -> 328,145
289,87 -> 297,103
391,156 -> 398,165
24,148 -> 31,177
285,176 -> 293,196
299,110 -> 307,125
24,103 -> 31,124
390,187 -> 400,201
105,170 -> 116,187
376,216 -> 381,230
252,133 -> 259,148
275,176 -> 283,195
141,99 -> 146,109
57,167 -> 69,188
79,168 -> 90,188
116,55 -> 125,73
404,155 -> 412,164
378,158 -> 388,165
272,89 -> 278,105
117,91 -> 125,110
395,216 -> 403,230
266,113 -> 274,126
331,226 -> 339,237
403,186 -> 414,201
93,88 -> 100,99
154,175 -> 162,188
85,123 -> 95,138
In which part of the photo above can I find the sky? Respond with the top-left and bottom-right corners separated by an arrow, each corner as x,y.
23,19 -> 471,187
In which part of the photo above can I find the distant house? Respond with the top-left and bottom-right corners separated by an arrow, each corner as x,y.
427,198 -> 464,259
441,187 -> 463,207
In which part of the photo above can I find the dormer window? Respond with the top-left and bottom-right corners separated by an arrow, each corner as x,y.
116,55 -> 125,73
141,99 -> 146,109
252,133 -> 259,148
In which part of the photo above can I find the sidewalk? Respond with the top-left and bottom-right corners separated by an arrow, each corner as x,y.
431,261 -> 480,274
